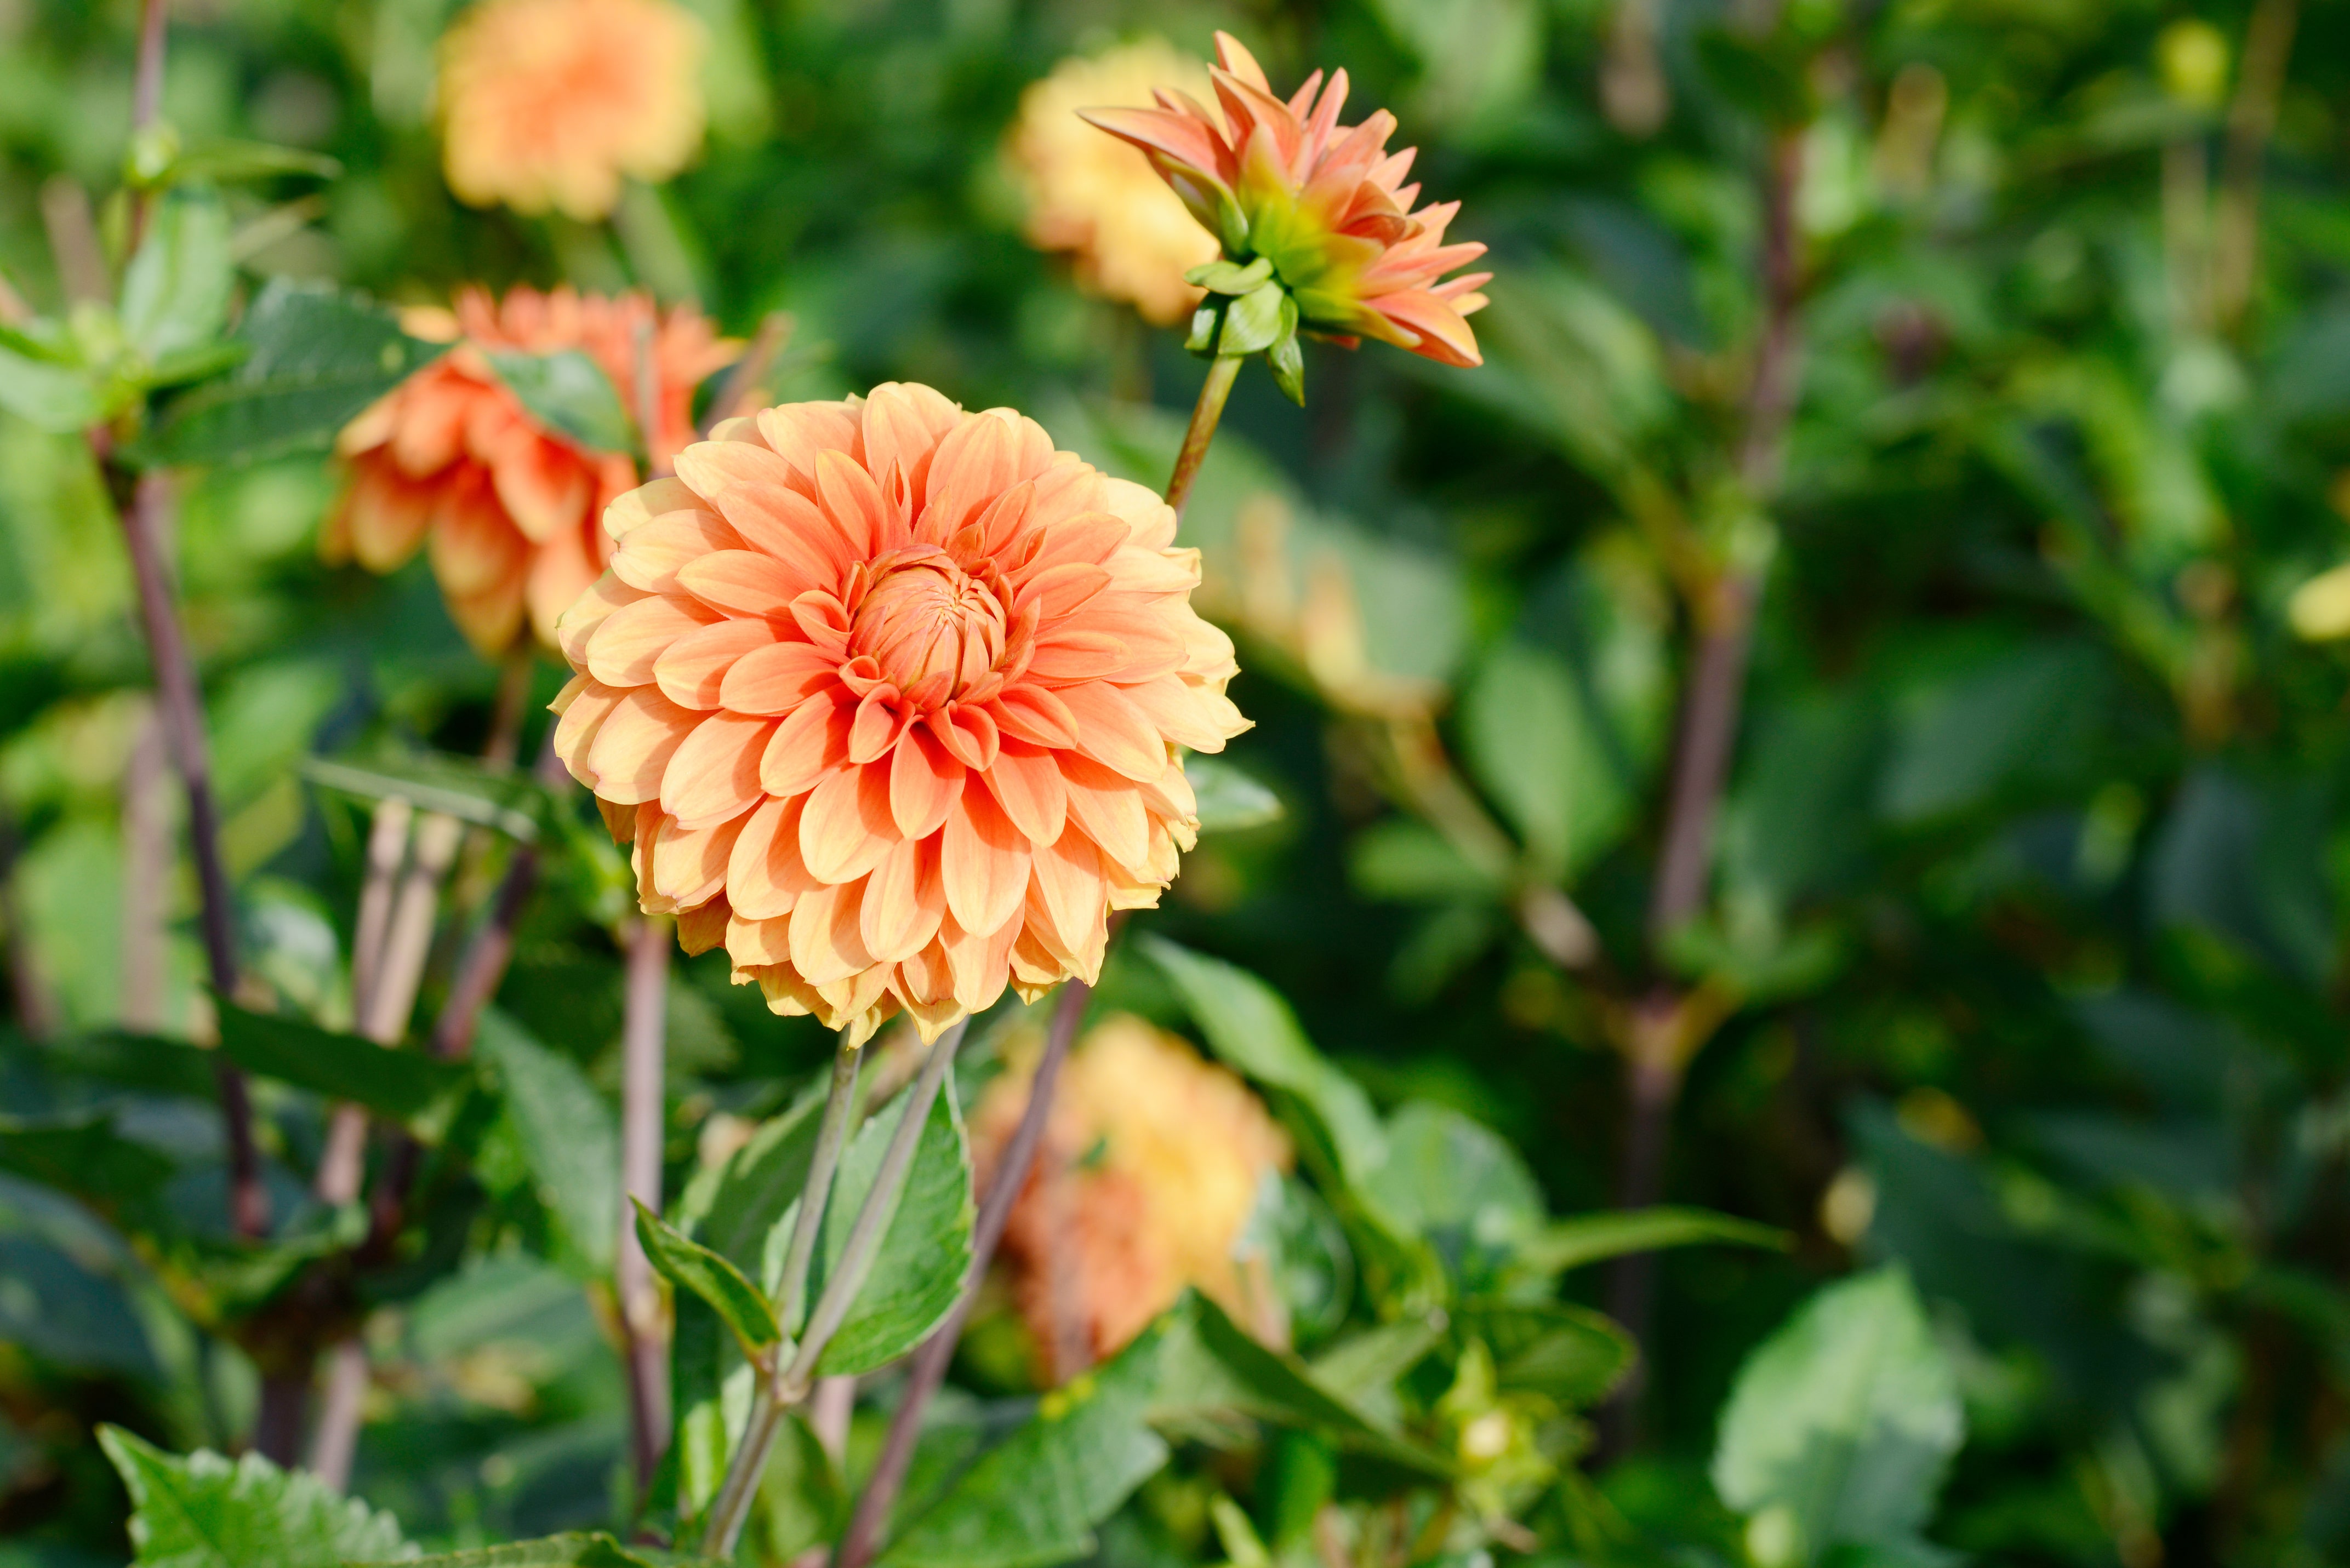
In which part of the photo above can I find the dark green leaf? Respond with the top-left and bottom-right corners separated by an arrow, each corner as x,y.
475,1009 -> 619,1276
0,1110 -> 175,1208
1712,1267 -> 1964,1564
214,1001 -> 469,1122
120,187 -> 235,362
301,752 -> 554,843
676,1089 -> 824,1277
1453,1299 -> 1635,1407
632,1198 -> 782,1362
352,1532 -> 665,1567
878,1317 -> 1173,1568
99,1426 -> 409,1568
1187,756 -> 1283,832
808,1064 -> 974,1376
484,347 -> 635,454
44,1030 -> 220,1098
1461,639 -> 1631,880
1513,1206 -> 1790,1276
140,279 -> 443,468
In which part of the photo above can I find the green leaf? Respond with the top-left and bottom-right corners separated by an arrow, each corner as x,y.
680,1091 -> 825,1277
98,1426 -> 408,1568
1187,756 -> 1283,832
877,1317 -> 1173,1568
139,279 -> 444,468
633,1198 -> 782,1363
805,1064 -> 974,1376
44,1029 -> 220,1098
351,1533 -> 661,1567
214,1001 -> 470,1123
1185,256 -> 1275,295
120,187 -> 235,362
1461,639 -> 1630,881
0,339 -> 104,432
170,139 -> 344,185
1452,1298 -> 1635,1407
1712,1266 -> 1964,1565
476,1009 -> 619,1276
1362,1102 -> 1544,1267
1513,1205 -> 1789,1276
1267,325 -> 1305,405
301,752 -> 555,843
0,1110 -> 176,1207
484,347 -> 636,455
1218,282 -> 1292,357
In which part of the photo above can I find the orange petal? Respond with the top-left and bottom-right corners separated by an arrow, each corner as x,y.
721,640 -> 841,716
586,686 -> 699,804
848,689 -> 911,764
1027,828 -> 1108,974
787,875 -> 875,985
859,835 -> 945,963
799,761 -> 899,883
603,476 -> 710,541
889,725 -> 965,839
921,409 -> 1056,540
652,811 -> 748,909
1057,682 -> 1167,782
993,686 -> 1080,749
941,785 -> 1029,936
526,518 -> 602,649
553,677 -> 627,788
1024,629 -> 1132,683
588,593 -> 722,686
676,550 -> 811,619
675,442 -> 852,590
1120,673 -> 1241,752
938,909 -> 1019,1017
814,449 -> 895,559
978,740 -> 1068,846
1059,753 -> 1150,872
556,571 -> 646,666
655,617 -> 786,709
727,794 -> 822,919
661,710 -> 777,830
612,507 -> 746,593
763,693 -> 856,797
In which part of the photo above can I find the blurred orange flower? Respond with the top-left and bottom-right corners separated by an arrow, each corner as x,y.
1084,32 -> 1491,367
438,0 -> 706,221
326,285 -> 734,656
1008,41 -> 1220,327
548,386 -> 1250,1043
973,1014 -> 1292,1373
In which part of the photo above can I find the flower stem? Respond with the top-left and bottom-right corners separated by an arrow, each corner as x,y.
703,1020 -> 966,1560
619,914 -> 674,1491
835,978 -> 1091,1568
1163,353 -> 1241,520
778,1040 -> 864,1338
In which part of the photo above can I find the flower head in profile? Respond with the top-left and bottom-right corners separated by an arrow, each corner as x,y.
326,285 -> 734,655
438,0 -> 706,221
549,386 -> 1250,1044
1082,32 -> 1491,368
1008,41 -> 1220,327
972,1014 -> 1291,1373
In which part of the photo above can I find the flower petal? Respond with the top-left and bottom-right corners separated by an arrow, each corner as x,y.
661,710 -> 777,830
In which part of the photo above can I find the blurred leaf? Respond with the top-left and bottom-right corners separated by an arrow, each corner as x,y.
806,1064 -> 972,1376
1362,1102 -> 1543,1280
0,1111 -> 175,1207
215,1002 -> 467,1123
301,752 -> 553,843
1350,820 -> 1502,902
120,187 -> 233,363
43,1030 -> 219,1098
1453,1299 -> 1634,1407
475,1009 -> 618,1276
756,1410 -> 848,1564
484,348 -> 635,455
1514,1206 -> 1789,1275
1694,26 -> 1812,126
1712,1266 -> 1964,1565
1187,756 -> 1283,833
139,279 -> 442,468
1878,640 -> 2111,824
632,1197 -> 782,1362
1462,640 -> 1631,879
677,1090 -> 823,1280
0,339 -> 104,432
877,1317 -> 1172,1568
351,1535 -> 661,1567
98,1426 -> 408,1567
169,140 -> 343,185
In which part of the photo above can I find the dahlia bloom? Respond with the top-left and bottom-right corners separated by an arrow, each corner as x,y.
1082,32 -> 1491,367
1009,42 -> 1220,327
326,286 -> 734,655
548,386 -> 1250,1043
972,1014 -> 1291,1371
438,0 -> 706,221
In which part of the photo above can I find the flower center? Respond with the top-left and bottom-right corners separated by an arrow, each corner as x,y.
849,547 -> 1006,701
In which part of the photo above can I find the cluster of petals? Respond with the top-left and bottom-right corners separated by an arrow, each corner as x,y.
549,384 -> 1250,1044
1082,32 -> 1491,367
973,1014 -> 1292,1371
1008,41 -> 1220,327
327,285 -> 734,655
438,0 -> 706,221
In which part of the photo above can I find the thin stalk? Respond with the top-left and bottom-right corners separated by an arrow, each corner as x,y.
837,980 -> 1091,1568
120,709 -> 170,1031
618,914 -> 674,1491
305,1341 -> 369,1489
117,470 -> 267,1240
0,803 -> 58,1039
777,1041 -> 865,1338
1164,354 -> 1241,520
704,1021 -> 967,1560
2212,0 -> 2300,333
128,0 -> 169,248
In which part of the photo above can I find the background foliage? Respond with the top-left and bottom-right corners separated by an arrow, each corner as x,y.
4,0 -> 2350,1565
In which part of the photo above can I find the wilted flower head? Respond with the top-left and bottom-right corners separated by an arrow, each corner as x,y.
326,285 -> 734,655
1009,41 -> 1220,327
973,1014 -> 1291,1372
549,386 -> 1250,1044
439,0 -> 706,221
1083,32 -> 1491,367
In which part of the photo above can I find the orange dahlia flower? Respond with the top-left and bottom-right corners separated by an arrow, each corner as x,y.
1083,32 -> 1491,367
1009,42 -> 1220,327
548,386 -> 1250,1044
327,286 -> 734,655
438,0 -> 706,221
973,1013 -> 1292,1372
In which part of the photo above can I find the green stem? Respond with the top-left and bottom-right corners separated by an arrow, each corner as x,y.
778,1040 -> 863,1337
1164,353 -> 1241,518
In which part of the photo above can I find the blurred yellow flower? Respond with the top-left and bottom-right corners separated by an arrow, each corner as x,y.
1008,42 -> 1220,327
2290,561 -> 2350,640
438,0 -> 707,221
972,1014 -> 1291,1376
